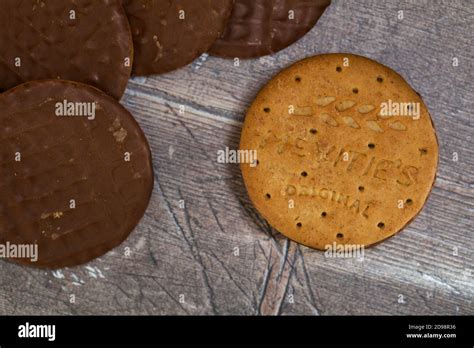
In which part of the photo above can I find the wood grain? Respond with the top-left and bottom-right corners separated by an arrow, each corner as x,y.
0,0 -> 472,315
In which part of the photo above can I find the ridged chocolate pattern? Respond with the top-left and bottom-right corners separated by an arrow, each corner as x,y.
210,0 -> 331,58
0,80 -> 154,268
122,0 -> 233,75
0,0 -> 133,99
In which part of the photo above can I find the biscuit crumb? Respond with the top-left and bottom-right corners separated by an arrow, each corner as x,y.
367,120 -> 384,133
343,116 -> 360,129
316,96 -> 336,107
336,100 -> 356,112
320,113 -> 338,126
291,106 -> 313,116
389,121 -> 407,131
109,118 -> 121,132
358,105 -> 375,114
113,128 -> 127,143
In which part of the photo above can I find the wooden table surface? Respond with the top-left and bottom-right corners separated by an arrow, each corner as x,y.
1,0 -> 472,315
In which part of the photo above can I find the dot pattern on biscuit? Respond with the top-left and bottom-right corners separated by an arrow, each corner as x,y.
240,54 -> 438,249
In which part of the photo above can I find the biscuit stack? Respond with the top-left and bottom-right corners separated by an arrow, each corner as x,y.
0,0 -> 437,269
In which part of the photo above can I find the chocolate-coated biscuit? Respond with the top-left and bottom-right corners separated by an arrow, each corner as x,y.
122,0 -> 233,75
0,80 -> 153,268
240,53 -> 438,249
0,0 -> 133,100
210,0 -> 331,59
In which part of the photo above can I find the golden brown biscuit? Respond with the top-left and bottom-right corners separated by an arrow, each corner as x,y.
240,53 -> 438,249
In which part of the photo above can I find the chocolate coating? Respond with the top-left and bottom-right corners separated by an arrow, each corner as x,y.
210,0 -> 331,58
0,0 -> 133,99
122,0 -> 233,75
0,80 -> 153,268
